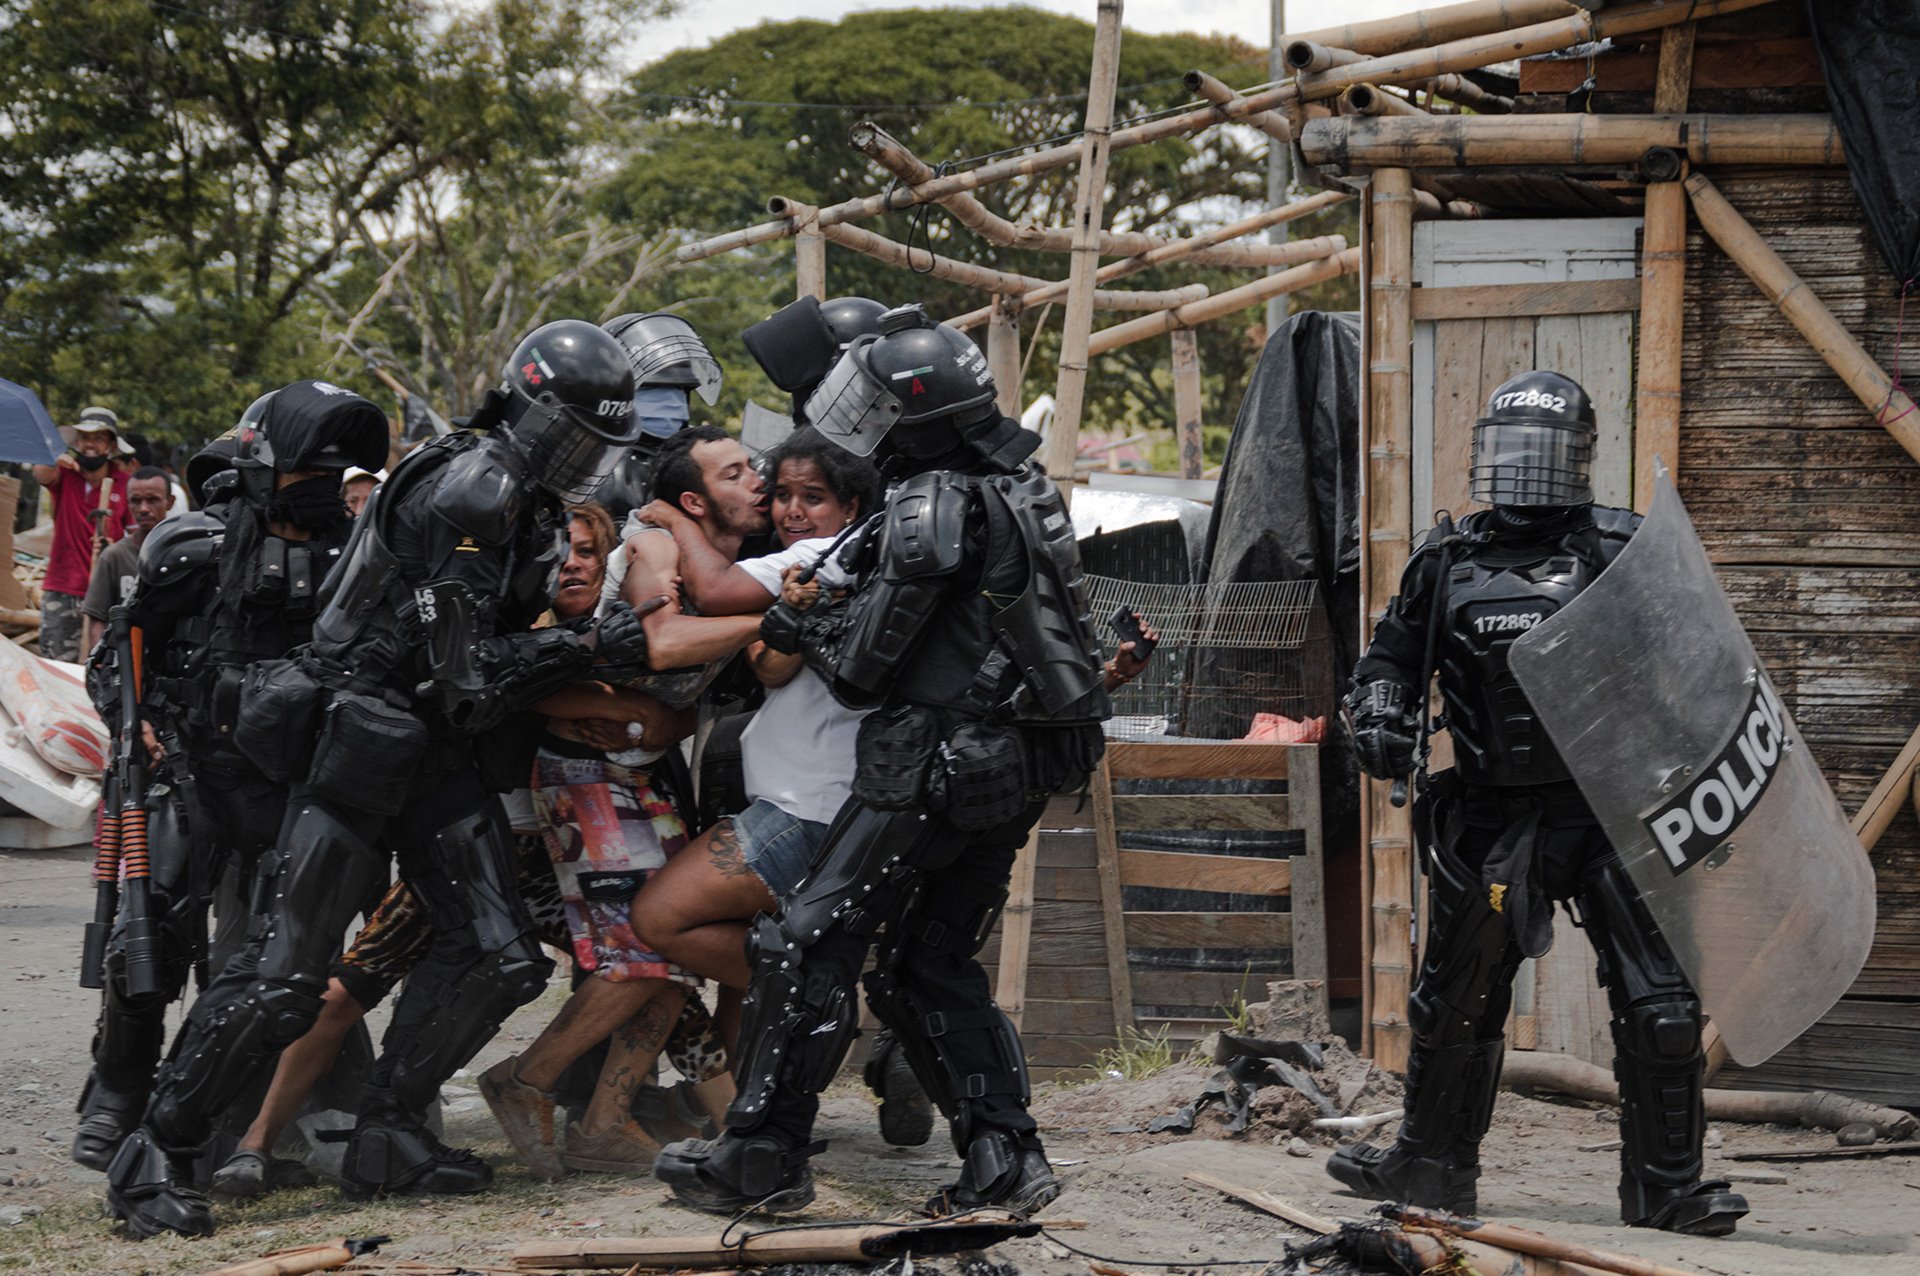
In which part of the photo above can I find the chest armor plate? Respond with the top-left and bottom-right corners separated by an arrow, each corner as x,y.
1437,550 -> 1596,785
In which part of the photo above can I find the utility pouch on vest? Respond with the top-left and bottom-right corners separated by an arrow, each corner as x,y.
852,704 -> 940,810
937,721 -> 1028,831
232,657 -> 323,782
309,692 -> 428,817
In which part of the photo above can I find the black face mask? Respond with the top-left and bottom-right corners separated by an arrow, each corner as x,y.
265,473 -> 348,530
75,451 -> 111,472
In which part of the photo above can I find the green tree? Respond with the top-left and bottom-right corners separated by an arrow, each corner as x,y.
0,0 -> 664,444
609,6 -> 1357,456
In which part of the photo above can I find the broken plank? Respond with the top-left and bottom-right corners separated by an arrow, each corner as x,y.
512,1213 -> 1042,1270
1184,1170 -> 1337,1235
1107,741 -> 1294,781
1727,1141 -> 1920,1163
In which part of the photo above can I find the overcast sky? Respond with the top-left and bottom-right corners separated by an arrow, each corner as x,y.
641,0 -> 1426,58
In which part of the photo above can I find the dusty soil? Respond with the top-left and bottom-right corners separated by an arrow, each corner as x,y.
3,843 -> 1917,1275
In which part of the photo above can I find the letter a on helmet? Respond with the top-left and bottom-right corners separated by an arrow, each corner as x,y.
1508,467 -> 1875,1066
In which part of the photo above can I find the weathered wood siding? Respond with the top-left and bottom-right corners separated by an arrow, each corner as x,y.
1680,172 -> 1920,1106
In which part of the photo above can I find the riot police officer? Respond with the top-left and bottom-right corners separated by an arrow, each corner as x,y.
588,311 -> 727,519
1329,371 -> 1748,1237
741,295 -> 888,425
73,384 -> 387,1175
105,324 -> 660,1238
654,303 -> 1108,1217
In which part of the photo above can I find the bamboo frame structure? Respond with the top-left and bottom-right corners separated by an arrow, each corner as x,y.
1633,24 -> 1694,511
1281,0 -> 1585,58
1171,328 -> 1204,478
1301,112 -> 1844,171
1184,71 -> 1293,144
986,297 -> 1022,418
1364,169 -> 1416,1073
1087,247 -> 1360,354
1685,173 -> 1920,466
1345,84 -> 1425,117
846,124 -> 1311,270
1042,0 -> 1125,484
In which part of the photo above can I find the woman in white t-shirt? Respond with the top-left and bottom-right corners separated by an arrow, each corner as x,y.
628,430 -> 883,994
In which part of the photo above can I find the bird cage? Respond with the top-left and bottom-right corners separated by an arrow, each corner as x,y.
1085,576 -> 1335,743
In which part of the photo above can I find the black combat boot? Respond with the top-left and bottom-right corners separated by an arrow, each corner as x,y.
338,1088 -> 491,1198
654,1131 -> 818,1215
105,1127 -> 215,1239
72,1074 -> 147,1172
1628,1178 -> 1749,1237
924,1129 -> 1059,1217
864,1029 -> 935,1147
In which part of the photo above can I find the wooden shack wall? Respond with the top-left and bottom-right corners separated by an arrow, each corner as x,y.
1677,171 -> 1920,1106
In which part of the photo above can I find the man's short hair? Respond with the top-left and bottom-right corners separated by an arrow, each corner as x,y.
130,466 -> 170,485
566,501 -> 619,559
652,425 -> 734,511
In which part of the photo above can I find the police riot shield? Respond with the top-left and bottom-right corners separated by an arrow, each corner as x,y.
1508,470 -> 1875,1066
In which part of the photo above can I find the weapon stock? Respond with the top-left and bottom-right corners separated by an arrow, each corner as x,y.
107,605 -> 163,998
1393,510 -> 1458,810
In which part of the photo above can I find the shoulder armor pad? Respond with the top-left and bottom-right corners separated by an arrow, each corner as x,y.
1590,504 -> 1642,544
138,511 -> 226,589
428,437 -> 530,547
882,471 -> 971,582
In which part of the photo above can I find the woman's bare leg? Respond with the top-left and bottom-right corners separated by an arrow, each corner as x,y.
237,979 -> 365,1154
629,818 -> 775,989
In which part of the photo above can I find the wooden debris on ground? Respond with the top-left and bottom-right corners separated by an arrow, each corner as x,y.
200,1235 -> 388,1276
511,1211 -> 1042,1271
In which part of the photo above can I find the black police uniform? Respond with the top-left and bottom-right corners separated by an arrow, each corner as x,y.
105,328 -> 653,1239
655,305 -> 1107,1217
74,388 -> 382,1175
1332,371 -> 1746,1237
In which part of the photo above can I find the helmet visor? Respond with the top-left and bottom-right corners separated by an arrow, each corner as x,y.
1470,420 -> 1595,507
515,397 -> 627,503
614,314 -> 724,405
804,345 -> 902,457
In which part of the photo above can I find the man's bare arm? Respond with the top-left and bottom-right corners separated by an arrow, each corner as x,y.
623,533 -> 764,668
638,500 -> 777,616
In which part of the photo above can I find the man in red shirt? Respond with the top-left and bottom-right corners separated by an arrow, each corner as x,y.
30,406 -> 130,662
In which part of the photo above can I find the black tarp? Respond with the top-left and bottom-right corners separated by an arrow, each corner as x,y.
1118,313 -> 1363,1003
1810,1 -> 1920,287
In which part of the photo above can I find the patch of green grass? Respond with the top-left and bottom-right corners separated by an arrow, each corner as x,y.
1089,1023 -> 1180,1082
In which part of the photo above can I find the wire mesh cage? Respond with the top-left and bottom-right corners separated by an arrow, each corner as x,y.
1086,575 -> 1335,743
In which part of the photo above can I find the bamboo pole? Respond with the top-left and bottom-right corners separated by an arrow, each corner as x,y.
1386,1206 -> 1711,1276
805,216 -> 1206,311
1365,168 -> 1415,1072
1286,40 -> 1367,73
1184,70 -> 1293,143
847,123 -> 1311,269
986,297 -> 1023,418
1411,188 -> 1486,220
1394,1230 -> 1611,1276
1301,112 -> 1844,171
1423,72 -> 1514,114
793,208 -> 826,302
1087,247 -> 1358,355
1685,173 -> 1920,466
945,202 -> 1350,329
1345,84 -> 1425,117
994,827 -> 1042,1031
1853,722 -> 1920,853
1291,0 -> 1779,107
1171,329 -> 1204,478
1282,0 -> 1582,58
1041,0 -> 1125,486
1633,25 -> 1694,512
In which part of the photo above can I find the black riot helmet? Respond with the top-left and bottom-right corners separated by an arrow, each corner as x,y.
805,304 -> 999,472
232,381 -> 390,504
1470,370 -> 1597,509
603,311 -> 723,407
742,296 -> 888,412
137,511 -> 226,606
184,433 -> 243,507
499,319 -> 640,503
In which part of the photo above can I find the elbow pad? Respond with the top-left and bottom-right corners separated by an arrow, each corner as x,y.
1346,680 -> 1420,780
452,627 -> 594,731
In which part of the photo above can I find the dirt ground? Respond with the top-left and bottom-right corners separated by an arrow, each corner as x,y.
3,842 -> 1916,1276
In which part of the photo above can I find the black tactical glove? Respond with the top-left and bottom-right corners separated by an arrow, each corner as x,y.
591,595 -> 669,667
760,600 -> 804,655
1346,680 -> 1420,780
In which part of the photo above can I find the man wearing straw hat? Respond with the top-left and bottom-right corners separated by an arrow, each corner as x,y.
30,405 -> 131,661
